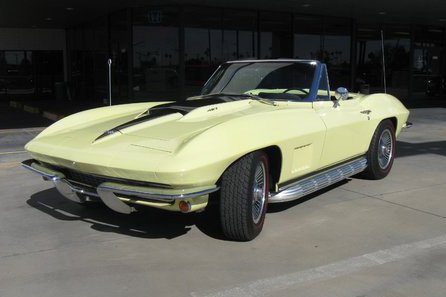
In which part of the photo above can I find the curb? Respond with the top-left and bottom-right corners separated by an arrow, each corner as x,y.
9,101 -> 23,109
8,100 -> 65,122
23,105 -> 40,114
42,111 -> 65,121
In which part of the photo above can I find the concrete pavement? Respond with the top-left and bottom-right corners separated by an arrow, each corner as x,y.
0,107 -> 445,297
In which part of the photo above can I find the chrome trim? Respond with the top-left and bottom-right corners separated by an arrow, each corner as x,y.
335,87 -> 349,101
270,157 -> 367,203
96,182 -> 219,202
22,159 -> 101,202
22,159 -> 63,180
403,122 -> 413,129
52,177 -> 88,203
96,187 -> 136,214
22,159 -> 219,212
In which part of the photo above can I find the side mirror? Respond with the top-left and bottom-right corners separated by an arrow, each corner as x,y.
335,87 -> 349,101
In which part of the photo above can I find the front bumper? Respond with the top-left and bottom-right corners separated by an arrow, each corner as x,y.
22,159 -> 218,214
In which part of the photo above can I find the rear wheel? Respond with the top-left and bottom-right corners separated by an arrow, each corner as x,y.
219,151 -> 269,241
361,120 -> 396,180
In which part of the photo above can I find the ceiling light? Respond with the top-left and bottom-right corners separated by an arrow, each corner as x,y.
302,3 -> 311,7
378,11 -> 386,15
45,17 -> 53,21
439,18 -> 446,22
66,7 -> 74,11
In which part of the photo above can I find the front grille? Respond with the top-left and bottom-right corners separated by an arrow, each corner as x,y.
39,161 -> 171,190
64,170 -> 110,188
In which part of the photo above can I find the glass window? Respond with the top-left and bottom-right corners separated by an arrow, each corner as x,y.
201,61 -> 316,101
85,17 -> 109,102
294,16 -> 323,60
67,17 -> 110,103
67,27 -> 85,101
34,51 -> 64,99
260,12 -> 292,59
110,9 -> 130,102
133,7 -> 180,101
184,7 -> 223,97
356,25 -> 410,98
294,16 -> 351,89
356,27 -> 385,94
0,51 -> 5,99
323,18 -> 351,89
0,50 -> 63,100
222,10 -> 257,60
0,51 -> 34,98
412,26 -> 445,96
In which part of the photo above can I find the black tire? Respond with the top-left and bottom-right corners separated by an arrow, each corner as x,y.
219,151 -> 270,241
361,120 -> 396,180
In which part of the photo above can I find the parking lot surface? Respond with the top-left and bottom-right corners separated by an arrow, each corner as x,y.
0,107 -> 445,297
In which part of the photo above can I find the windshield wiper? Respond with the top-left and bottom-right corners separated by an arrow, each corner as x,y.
240,93 -> 277,106
208,93 -> 277,106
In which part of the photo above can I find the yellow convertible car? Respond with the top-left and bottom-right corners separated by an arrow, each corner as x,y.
23,60 -> 410,241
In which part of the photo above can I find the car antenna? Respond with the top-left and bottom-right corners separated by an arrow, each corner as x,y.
107,58 -> 113,106
381,30 -> 387,94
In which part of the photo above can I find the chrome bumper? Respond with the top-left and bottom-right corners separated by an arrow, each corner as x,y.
22,159 -> 218,214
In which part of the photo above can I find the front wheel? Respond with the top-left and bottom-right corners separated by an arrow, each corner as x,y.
219,151 -> 269,241
361,120 -> 396,180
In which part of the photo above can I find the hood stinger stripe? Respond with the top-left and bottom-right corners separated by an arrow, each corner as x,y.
93,95 -> 237,142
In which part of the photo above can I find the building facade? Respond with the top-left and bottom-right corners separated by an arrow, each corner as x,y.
2,4 -> 446,105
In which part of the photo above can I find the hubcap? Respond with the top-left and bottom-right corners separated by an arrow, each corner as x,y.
252,162 -> 266,224
378,129 -> 393,169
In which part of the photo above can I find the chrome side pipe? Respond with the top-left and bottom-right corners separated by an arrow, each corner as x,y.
270,157 -> 368,203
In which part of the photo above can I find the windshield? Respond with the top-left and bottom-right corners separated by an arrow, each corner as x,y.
201,61 -> 317,101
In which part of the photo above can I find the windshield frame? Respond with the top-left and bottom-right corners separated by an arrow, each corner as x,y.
200,60 -> 329,102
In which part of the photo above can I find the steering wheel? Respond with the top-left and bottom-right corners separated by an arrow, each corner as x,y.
283,88 -> 309,95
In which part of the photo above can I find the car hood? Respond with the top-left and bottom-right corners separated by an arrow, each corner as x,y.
29,96 -> 275,156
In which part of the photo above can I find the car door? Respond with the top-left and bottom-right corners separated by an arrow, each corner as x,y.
313,98 -> 372,169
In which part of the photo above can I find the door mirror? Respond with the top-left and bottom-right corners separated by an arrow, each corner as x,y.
335,87 -> 349,101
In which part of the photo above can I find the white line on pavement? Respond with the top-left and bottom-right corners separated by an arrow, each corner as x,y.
191,234 -> 446,297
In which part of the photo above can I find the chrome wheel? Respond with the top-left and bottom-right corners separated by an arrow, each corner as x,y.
252,162 -> 266,224
378,129 -> 393,169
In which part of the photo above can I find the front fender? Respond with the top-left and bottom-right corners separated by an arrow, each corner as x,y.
155,108 -> 326,187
